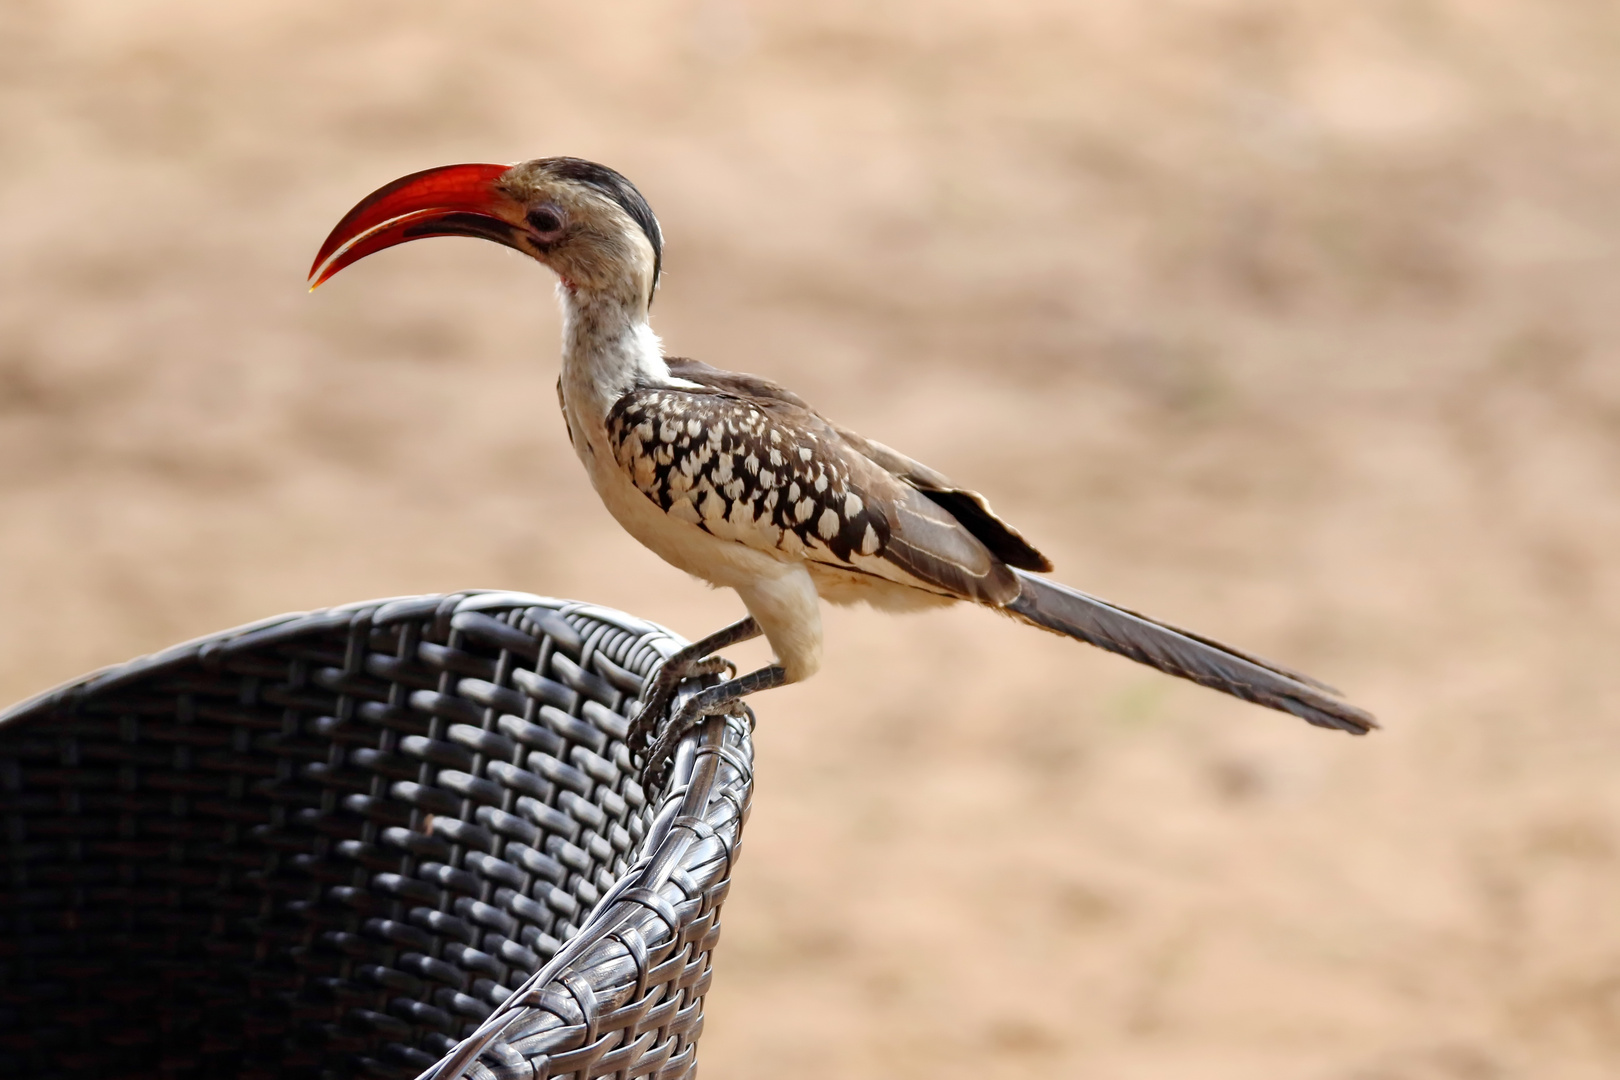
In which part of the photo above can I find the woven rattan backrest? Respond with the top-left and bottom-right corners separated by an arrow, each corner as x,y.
0,591 -> 753,1080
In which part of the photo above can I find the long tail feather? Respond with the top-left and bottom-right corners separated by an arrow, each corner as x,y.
1004,570 -> 1377,734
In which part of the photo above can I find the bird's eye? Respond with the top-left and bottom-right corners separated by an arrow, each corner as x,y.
527,206 -> 565,235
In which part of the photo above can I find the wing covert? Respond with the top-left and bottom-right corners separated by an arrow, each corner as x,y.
606,383 -> 1019,604
607,388 -> 891,565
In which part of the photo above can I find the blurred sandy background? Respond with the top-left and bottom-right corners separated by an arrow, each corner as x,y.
3,1 -> 1619,1077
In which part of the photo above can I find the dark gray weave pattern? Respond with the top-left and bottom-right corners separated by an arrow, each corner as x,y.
0,591 -> 753,1080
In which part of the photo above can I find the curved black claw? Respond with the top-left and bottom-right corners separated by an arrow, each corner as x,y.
626,616 -> 761,762
639,693 -> 728,790
637,663 -> 787,789
627,653 -> 735,758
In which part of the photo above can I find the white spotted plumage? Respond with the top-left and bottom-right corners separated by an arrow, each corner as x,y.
607,388 -> 896,572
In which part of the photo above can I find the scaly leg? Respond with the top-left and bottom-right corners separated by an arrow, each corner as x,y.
626,616 -> 761,755
637,568 -> 822,785
640,664 -> 786,787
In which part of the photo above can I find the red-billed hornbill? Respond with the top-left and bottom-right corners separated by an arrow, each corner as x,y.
311,157 -> 1375,780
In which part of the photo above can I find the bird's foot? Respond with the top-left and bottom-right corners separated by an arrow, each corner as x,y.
626,653 -> 736,754
625,616 -> 761,761
639,691 -> 743,791
639,664 -> 786,789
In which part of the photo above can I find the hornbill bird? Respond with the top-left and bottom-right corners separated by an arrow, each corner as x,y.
310,157 -> 1376,781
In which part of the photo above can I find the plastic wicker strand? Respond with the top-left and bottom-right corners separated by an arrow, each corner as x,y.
0,590 -> 753,1080
422,685 -> 727,1080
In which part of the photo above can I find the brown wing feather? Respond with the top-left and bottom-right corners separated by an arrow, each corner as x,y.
830,430 -> 1052,572
607,372 -> 1018,604
665,357 -> 1053,573
664,355 -> 811,407
875,477 -> 1020,604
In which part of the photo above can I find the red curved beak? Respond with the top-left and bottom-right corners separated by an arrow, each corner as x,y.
308,163 -> 522,289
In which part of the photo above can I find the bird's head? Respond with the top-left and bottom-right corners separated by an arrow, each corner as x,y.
309,157 -> 663,308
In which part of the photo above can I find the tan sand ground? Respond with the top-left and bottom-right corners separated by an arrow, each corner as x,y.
2,2 -> 1619,1076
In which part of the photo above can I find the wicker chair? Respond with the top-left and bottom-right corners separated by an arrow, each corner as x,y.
0,591 -> 754,1080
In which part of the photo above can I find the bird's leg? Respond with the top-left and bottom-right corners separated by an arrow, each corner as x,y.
640,664 -> 786,787
626,616 -> 761,755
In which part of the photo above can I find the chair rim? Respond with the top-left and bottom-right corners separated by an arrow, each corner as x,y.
0,590 -> 685,730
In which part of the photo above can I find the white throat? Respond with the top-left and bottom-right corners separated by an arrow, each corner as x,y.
557,283 -> 673,420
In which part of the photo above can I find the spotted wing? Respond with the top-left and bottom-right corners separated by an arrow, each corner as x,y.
662,356 -> 1052,573
605,385 -> 1018,604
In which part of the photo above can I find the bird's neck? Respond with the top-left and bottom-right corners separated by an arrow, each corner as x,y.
557,283 -> 670,443
557,283 -> 671,419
